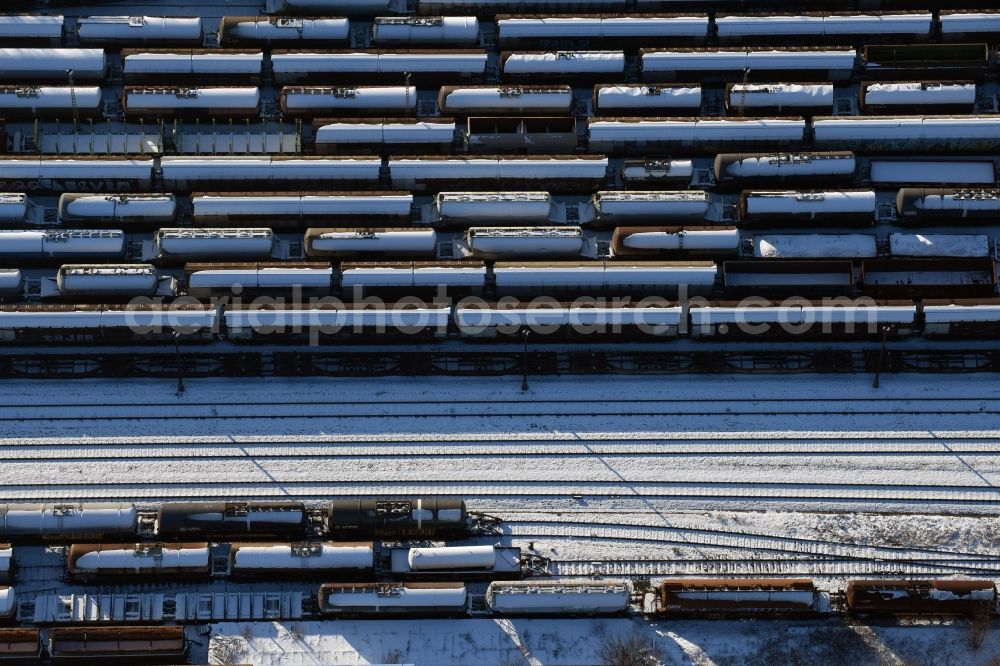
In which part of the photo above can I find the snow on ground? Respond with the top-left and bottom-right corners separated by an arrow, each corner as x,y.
202,617 -> 1000,666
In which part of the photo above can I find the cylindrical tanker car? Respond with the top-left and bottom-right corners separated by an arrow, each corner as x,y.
593,84 -> 702,115
328,499 -> 467,537
157,502 -> 307,539
813,116 -> 1000,153
895,188 -> 1000,223
497,15 -> 708,47
388,156 -> 608,191
641,48 -> 857,83
0,48 -> 107,81
55,265 -> 165,298
67,542 -> 211,581
58,194 -> 177,225
230,542 -> 375,578
373,17 -> 479,44
271,50 -> 488,84
153,228 -> 276,261
592,191 -> 709,224
0,195 -> 28,224
725,83 -> 833,116
0,229 -> 125,261
847,580 -> 997,615
501,50 -> 625,80
611,226 -> 740,256
123,86 -> 262,118
713,152 -> 857,186
76,16 -> 203,45
304,228 -> 438,257
281,86 -> 417,116
191,193 -> 413,224
313,121 -> 456,154
455,303 -> 683,339
122,49 -> 264,83
390,545 -> 522,580
464,227 -> 585,258
319,582 -> 468,616
0,86 -> 103,118
218,16 -> 350,46
588,118 -> 806,154
714,12 -> 932,44
658,579 -> 818,615
435,192 -> 555,223
158,156 -> 382,191
0,14 -> 64,45
438,85 -> 573,115
0,503 -> 137,542
738,190 -> 877,227
486,579 -> 632,616
861,81 -> 977,114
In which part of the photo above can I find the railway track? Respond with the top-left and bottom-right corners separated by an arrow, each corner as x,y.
549,558 -> 1000,578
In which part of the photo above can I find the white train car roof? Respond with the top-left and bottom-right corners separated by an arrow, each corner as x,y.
0,15 -> 64,40
0,158 -> 153,182
60,194 -> 177,221
691,304 -> 916,325
0,48 -> 106,79
498,15 -> 708,39
923,303 -> 1000,323
728,84 -> 833,107
374,17 -> 479,43
159,157 -> 382,182
715,13 -> 932,37
231,543 -> 374,570
588,118 -> 806,144
0,86 -> 102,111
617,228 -> 740,251
813,116 -> 1000,143
456,305 -> 683,327
900,189 -> 1000,214
315,122 -> 455,144
622,159 -> 694,181
340,265 -> 486,288
486,579 -> 632,614
863,82 -> 976,106
0,229 -> 125,256
189,268 -> 332,289
272,51 -> 488,75
869,161 -> 996,186
221,17 -> 350,42
123,51 -> 264,77
0,308 -> 217,329
71,544 -> 210,570
193,194 -> 413,218
0,194 -> 27,222
283,86 -> 416,109
0,503 -> 136,532
440,86 -> 573,112
125,87 -> 261,110
493,262 -> 717,287
939,12 -> 1000,36
642,49 -> 856,71
889,233 -> 990,258
754,234 -> 878,259
596,84 -> 702,110
227,307 -> 451,328
267,0 -> 407,14
503,51 -> 625,74
388,157 -> 609,183
744,190 -> 877,213
715,152 -> 857,179
308,228 -> 438,252
321,583 -> 468,609
0,270 -> 22,292
76,16 -> 203,43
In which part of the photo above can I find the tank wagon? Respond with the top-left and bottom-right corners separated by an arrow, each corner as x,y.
157,502 -> 307,539
463,227 -> 585,258
55,265 -> 169,299
123,86 -> 262,118
122,49 -> 264,83
271,50 -> 488,84
0,503 -> 137,542
314,120 -> 456,154
486,579 -> 632,615
59,194 -> 177,225
588,117 -> 806,154
48,626 -> 186,661
847,580 -> 997,615
224,304 -> 451,342
594,84 -> 702,115
455,303 -> 683,340
434,192 -> 555,224
76,16 -> 203,45
725,83 -> 832,116
501,51 -> 626,81
689,301 -> 918,340
641,48 -> 857,83
0,195 -> 28,224
0,229 -> 125,261
329,499 -> 468,537
191,193 -> 413,225
714,152 -> 856,186
304,228 -> 438,257
319,582 -> 468,616
0,48 -> 106,81
230,542 -> 375,578
390,545 -> 523,580
611,227 -> 740,256
657,579 -> 818,615
591,191 -> 711,224
219,16 -> 350,46
0,86 -> 102,118
0,15 -> 64,45
738,190 -> 877,227
0,304 -> 217,343
282,86 -> 417,116
896,188 -> 1000,223
67,542 -> 211,581
439,85 -> 573,115
373,17 -> 480,45
861,82 -> 977,114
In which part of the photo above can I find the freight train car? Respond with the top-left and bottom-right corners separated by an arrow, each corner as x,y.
723,260 -> 855,297
725,83 -> 833,116
0,86 -> 103,118
500,51 -> 626,81
0,14 -> 63,45
847,580 -> 997,615
67,542 -> 211,581
861,258 -> 998,299
271,50 -> 488,84
496,15 -> 707,47
373,17 -> 479,44
713,152 -> 856,186
319,582 -> 468,616
593,84 -> 702,116
455,303 -> 683,339
812,116 -> 1000,153
869,160 -> 996,187
923,300 -> 1000,338
123,86 -> 262,118
122,49 -> 264,83
218,16 -> 350,46
76,16 -> 203,45
304,228 -> 438,257
387,156 -> 608,191
390,545 -> 522,580
486,579 -> 632,616
463,227 -> 585,258
588,118 -> 806,154
59,194 -> 177,225
152,228 -> 276,261
224,304 -> 450,341
0,503 -> 137,542
592,191 -> 709,224
230,542 -> 375,578
860,82 -> 977,114
895,188 -> 1000,223
434,192 -> 555,224
610,226 -> 740,256
157,502 -> 307,539
314,120 -> 456,154
0,195 -> 28,224
0,305 -> 217,343
738,190 -> 877,227
191,193 -> 413,225
158,157 -> 382,191
641,48 -> 857,83
491,261 -> 717,296
0,157 -> 154,193
55,265 -> 170,299
328,499 -> 467,537
439,85 -> 573,116
282,86 -> 417,116
714,12 -> 932,44
689,301 -> 917,339
186,263 -> 333,298
0,229 -> 126,261
0,48 -> 106,81
658,579 -> 818,615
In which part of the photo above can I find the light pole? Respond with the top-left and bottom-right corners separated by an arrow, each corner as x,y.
173,330 -> 185,397
521,329 -> 530,392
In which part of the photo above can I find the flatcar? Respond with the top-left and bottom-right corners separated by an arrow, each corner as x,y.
390,545 -> 522,580
738,190 -> 877,227
0,48 -> 106,81
319,582 -> 468,616
455,303 -> 682,339
0,14 -> 63,45
304,228 -> 436,257
610,226 -> 740,256
860,82 -> 976,114
271,50 -> 488,84
157,501 -> 307,539
48,626 -> 186,661
641,48 -> 857,83
328,499 -> 467,537
59,194 -> 177,225
373,17 -> 479,44
725,83 -> 833,116
463,227 -> 585,258
713,152 -> 857,186
486,579 -> 632,616
895,188 -> 1000,223
593,84 -> 702,116
496,15 -> 707,47
689,301 -> 917,339
76,16 -> 203,45
846,580 -> 996,615
658,579 -> 817,615
122,49 -> 264,83
313,120 -> 456,154
588,117 -> 805,154
191,193 -> 413,224
218,16 -> 350,46
869,160 -> 996,187
282,86 -> 416,116
501,51 -> 625,80
123,86 -> 262,119
0,503 -> 137,542
0,85 -> 103,118
67,542 -> 211,581
229,542 -> 375,578
387,156 -> 608,191
438,85 -> 573,116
